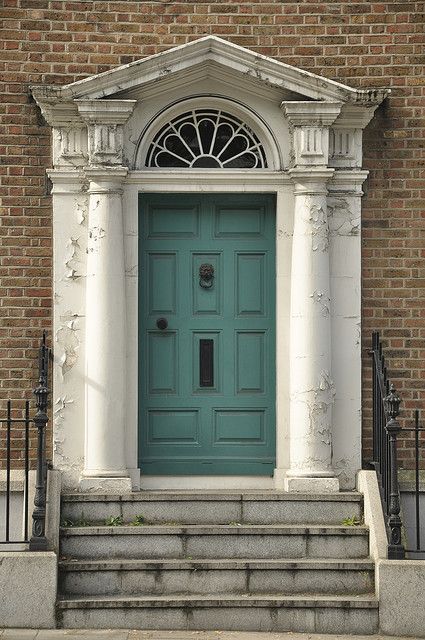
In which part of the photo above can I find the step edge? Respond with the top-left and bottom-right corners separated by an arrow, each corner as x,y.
61,492 -> 363,503
59,558 -> 375,571
57,594 -> 379,609
60,524 -> 369,535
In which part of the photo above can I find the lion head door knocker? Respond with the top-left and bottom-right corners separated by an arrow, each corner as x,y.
199,263 -> 214,289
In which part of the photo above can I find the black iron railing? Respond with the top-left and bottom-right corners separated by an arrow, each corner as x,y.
370,330 -> 425,559
0,332 -> 51,549
370,330 -> 404,558
0,400 -> 31,544
399,409 -> 425,556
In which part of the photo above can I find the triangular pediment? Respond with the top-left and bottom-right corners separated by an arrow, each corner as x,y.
32,35 -> 387,108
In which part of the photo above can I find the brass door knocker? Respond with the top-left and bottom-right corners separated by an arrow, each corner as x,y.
199,263 -> 214,289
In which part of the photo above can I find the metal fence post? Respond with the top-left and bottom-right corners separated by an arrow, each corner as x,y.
385,384 -> 405,559
29,332 -> 49,551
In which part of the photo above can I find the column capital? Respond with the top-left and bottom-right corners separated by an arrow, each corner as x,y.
281,101 -> 343,127
85,166 -> 128,194
329,104 -> 379,168
282,101 -> 342,168
76,99 -> 136,167
76,99 -> 136,125
47,168 -> 86,194
289,167 -> 335,195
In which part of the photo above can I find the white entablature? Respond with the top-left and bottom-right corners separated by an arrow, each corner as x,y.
31,37 -> 388,493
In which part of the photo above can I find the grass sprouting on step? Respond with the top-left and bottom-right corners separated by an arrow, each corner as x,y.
342,516 -> 362,526
104,515 -> 124,526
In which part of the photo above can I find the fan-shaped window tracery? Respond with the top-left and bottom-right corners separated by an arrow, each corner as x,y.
146,109 -> 267,169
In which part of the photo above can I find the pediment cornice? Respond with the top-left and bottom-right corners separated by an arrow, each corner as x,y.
31,36 -> 389,120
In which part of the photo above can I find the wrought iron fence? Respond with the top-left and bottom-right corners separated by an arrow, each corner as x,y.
0,332 -> 51,550
370,330 -> 425,559
399,409 -> 425,556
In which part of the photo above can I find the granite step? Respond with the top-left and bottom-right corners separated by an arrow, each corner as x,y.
60,491 -> 363,526
59,557 -> 375,597
57,593 -> 379,634
60,523 -> 370,560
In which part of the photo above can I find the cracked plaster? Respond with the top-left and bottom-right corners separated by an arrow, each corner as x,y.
328,197 -> 360,236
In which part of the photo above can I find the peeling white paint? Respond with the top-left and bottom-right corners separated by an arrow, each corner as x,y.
75,197 -> 88,225
87,225 -> 106,254
64,236 -> 82,281
55,317 -> 80,377
125,264 -> 137,277
310,290 -> 330,317
309,204 -> 329,252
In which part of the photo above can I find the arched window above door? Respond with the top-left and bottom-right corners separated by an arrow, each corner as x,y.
145,108 -> 268,169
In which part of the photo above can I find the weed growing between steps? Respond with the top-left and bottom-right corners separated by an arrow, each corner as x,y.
60,514 -> 148,527
342,516 -> 362,526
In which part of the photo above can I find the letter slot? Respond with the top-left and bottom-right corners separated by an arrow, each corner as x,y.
199,339 -> 214,387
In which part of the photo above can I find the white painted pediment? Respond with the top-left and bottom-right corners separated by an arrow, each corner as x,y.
32,35 -> 387,109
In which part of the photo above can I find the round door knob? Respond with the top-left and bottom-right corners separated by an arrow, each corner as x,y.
156,317 -> 168,330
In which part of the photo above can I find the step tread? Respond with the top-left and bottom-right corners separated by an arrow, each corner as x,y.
59,557 -> 375,571
57,593 -> 378,609
60,524 -> 369,535
62,491 -> 363,503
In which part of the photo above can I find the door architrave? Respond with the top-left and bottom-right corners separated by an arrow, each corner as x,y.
123,171 -> 292,490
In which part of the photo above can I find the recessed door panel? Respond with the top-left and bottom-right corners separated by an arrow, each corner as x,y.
148,332 -> 177,394
236,253 -> 265,316
147,253 -> 176,314
139,193 -> 275,476
147,205 -> 200,237
214,410 -> 265,443
214,206 -> 265,237
236,331 -> 265,394
148,410 -> 199,443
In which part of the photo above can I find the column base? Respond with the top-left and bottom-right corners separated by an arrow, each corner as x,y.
284,475 -> 340,493
79,475 -> 133,494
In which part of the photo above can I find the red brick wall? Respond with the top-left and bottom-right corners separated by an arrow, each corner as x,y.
1,0 -> 424,468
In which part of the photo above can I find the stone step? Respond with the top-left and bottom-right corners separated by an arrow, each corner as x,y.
56,594 -> 379,634
60,524 -> 369,560
61,491 -> 363,525
59,557 -> 375,597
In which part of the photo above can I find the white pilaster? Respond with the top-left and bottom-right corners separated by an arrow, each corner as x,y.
281,101 -> 341,492
77,100 -> 136,492
48,170 -> 87,490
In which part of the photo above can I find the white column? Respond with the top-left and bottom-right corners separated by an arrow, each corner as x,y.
286,169 -> 338,492
77,99 -> 136,492
81,168 -> 130,487
281,101 -> 342,492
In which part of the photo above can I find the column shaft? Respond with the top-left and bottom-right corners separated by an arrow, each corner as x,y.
286,170 -> 339,492
83,170 -> 129,484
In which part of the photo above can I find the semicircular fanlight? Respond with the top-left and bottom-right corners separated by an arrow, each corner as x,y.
145,109 -> 267,169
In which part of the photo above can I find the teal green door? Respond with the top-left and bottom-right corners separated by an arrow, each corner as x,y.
139,193 -> 276,475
